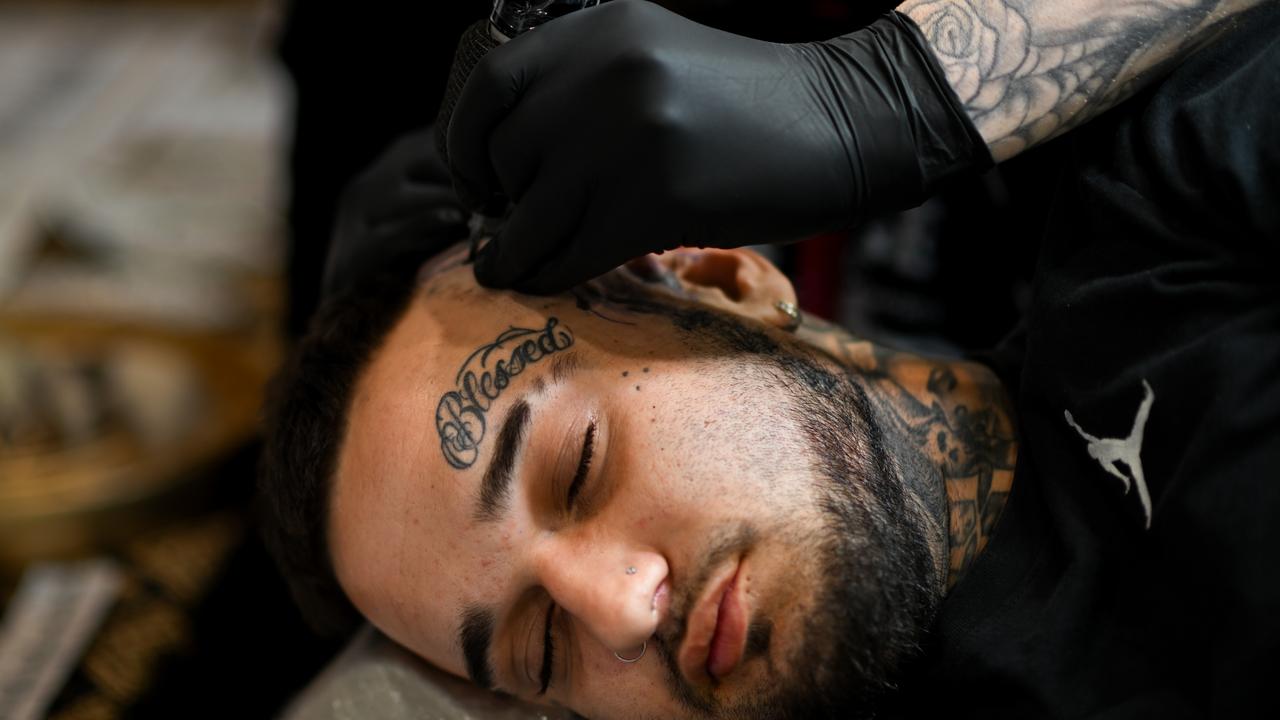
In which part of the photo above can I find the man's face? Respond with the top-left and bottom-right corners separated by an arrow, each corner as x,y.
328,246 -> 931,719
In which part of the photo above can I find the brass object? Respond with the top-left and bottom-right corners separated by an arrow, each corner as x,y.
0,315 -> 266,572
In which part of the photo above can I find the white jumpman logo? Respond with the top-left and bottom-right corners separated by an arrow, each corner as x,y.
1064,380 -> 1155,529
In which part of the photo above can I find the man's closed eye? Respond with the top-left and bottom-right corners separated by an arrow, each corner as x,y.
537,418 -> 597,695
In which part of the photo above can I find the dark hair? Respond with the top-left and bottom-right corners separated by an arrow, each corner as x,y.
258,254 -> 423,636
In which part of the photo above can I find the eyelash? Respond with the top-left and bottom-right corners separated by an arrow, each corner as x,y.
566,421 -> 596,511
538,604 -> 556,695
538,420 -> 597,695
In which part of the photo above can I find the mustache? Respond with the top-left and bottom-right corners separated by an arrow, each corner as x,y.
651,524 -> 758,709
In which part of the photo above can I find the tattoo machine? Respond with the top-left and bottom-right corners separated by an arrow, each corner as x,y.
434,1 -> 612,262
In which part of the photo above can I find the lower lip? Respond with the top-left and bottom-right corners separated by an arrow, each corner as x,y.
706,567 -> 748,680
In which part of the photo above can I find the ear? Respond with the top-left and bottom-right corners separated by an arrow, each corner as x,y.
634,247 -> 799,331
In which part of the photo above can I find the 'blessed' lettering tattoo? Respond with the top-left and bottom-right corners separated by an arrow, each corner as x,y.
435,317 -> 575,469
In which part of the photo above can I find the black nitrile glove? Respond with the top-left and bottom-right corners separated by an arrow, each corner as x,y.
322,126 -> 470,300
448,0 -> 991,295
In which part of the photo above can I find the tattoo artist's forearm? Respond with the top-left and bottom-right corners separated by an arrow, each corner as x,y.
897,0 -> 1263,160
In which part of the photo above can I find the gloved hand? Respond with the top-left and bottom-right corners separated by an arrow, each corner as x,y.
448,0 -> 991,295
323,126 -> 470,300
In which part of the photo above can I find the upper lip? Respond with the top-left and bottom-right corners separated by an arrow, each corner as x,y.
675,558 -> 743,685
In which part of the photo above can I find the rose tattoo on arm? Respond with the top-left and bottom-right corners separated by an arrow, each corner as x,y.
899,0 -> 1261,160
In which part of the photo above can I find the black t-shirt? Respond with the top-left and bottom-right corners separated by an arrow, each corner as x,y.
884,3 -> 1280,718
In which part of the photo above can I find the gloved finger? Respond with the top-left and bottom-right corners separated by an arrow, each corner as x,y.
323,214 -> 469,299
335,184 -> 460,240
345,129 -> 447,197
374,213 -> 471,250
512,238 -> 624,296
473,167 -> 586,289
511,199 -> 652,295
369,205 -> 469,237
448,32 -> 547,214
404,151 -> 454,188
403,150 -> 453,186
365,186 -> 466,232
487,109 -> 544,204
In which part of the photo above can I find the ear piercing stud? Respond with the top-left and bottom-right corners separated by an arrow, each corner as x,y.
775,300 -> 802,332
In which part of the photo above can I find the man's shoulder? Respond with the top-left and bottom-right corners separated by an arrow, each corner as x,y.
1061,0 -> 1280,244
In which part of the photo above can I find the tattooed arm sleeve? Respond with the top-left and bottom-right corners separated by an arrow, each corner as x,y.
896,0 -> 1267,160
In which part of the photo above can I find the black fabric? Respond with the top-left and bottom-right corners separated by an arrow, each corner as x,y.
885,4 -> 1280,718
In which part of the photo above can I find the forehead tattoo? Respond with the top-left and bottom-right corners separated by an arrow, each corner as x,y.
434,317 -> 575,469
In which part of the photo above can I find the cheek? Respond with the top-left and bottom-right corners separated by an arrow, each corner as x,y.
612,390 -> 819,527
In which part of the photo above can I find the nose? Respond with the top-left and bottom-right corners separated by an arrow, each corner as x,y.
533,530 -> 668,655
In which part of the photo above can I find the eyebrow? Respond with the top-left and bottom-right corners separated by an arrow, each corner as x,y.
474,398 -> 532,523
550,352 -> 582,383
473,353 -> 586,524
459,605 -> 496,690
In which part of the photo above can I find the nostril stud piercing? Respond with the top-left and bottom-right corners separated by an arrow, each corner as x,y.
626,566 -> 637,575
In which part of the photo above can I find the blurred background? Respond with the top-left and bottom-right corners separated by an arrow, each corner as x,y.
0,1 -> 1042,718
0,2 -> 344,718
